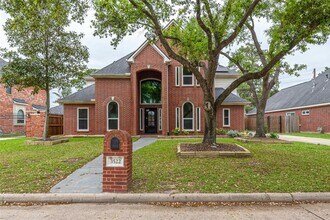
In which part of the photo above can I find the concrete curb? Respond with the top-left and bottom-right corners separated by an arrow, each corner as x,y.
1,193 -> 329,204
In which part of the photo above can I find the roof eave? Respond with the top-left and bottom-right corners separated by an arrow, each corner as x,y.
57,101 -> 96,104
91,74 -> 131,79
222,102 -> 250,106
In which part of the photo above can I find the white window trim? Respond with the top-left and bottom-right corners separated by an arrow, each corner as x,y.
181,66 -> 194,86
302,110 -> 310,116
182,101 -> 194,131
107,101 -> 120,131
286,112 -> 295,116
175,107 -> 180,129
14,109 -> 26,125
77,107 -> 89,132
223,108 -> 230,127
158,108 -> 162,131
140,78 -> 162,105
139,108 -> 144,131
175,66 -> 180,86
196,107 -> 201,131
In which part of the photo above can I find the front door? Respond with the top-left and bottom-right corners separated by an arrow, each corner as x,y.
145,108 -> 157,134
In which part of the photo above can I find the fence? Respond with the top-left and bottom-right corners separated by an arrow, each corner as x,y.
245,115 -> 299,133
48,114 -> 63,136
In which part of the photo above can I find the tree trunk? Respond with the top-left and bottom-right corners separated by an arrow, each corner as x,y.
43,89 -> 50,141
254,92 -> 268,138
203,100 -> 217,144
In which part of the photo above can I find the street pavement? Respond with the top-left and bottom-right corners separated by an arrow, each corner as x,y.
0,203 -> 329,220
50,138 -> 157,193
279,135 -> 330,146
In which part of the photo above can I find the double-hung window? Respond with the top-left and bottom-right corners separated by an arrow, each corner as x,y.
108,101 -> 119,130
223,108 -> 230,127
182,102 -> 194,130
77,108 -> 89,131
182,67 -> 194,86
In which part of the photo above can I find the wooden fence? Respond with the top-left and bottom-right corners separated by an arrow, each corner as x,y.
246,115 -> 299,133
48,114 -> 63,136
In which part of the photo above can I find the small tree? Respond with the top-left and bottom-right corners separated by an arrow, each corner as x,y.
92,0 -> 330,144
0,0 -> 89,140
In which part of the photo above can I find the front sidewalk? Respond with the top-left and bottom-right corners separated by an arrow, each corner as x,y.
279,135 -> 330,146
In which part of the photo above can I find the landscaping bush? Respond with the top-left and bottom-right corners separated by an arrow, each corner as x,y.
269,132 -> 279,139
227,130 -> 240,138
172,128 -> 180,136
216,128 -> 228,135
181,130 -> 189,135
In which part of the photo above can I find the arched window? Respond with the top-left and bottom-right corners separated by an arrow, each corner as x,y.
140,80 -> 161,104
17,109 -> 25,124
182,102 -> 194,131
108,101 -> 119,130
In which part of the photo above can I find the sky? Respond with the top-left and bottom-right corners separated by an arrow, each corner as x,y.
1,9 -> 329,107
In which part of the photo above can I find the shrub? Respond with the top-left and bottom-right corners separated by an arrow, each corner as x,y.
181,130 -> 189,135
216,128 -> 227,135
227,130 -> 240,138
172,128 -> 180,136
269,132 -> 279,139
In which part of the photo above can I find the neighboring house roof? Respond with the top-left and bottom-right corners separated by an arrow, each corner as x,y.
32,104 -> 46,111
216,65 -> 238,75
215,88 -> 249,105
92,53 -> 134,77
50,105 -> 64,115
13,98 -> 28,105
58,84 -> 95,103
247,69 -> 330,115
0,57 -> 7,69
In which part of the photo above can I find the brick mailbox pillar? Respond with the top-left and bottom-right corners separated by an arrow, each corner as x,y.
103,130 -> 132,193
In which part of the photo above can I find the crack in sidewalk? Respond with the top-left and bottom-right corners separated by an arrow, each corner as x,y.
300,205 -> 326,220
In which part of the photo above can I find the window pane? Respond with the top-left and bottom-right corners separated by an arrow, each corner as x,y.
141,80 -> 161,104
79,109 -> 88,118
183,67 -> 192,76
183,119 -> 193,130
109,119 -> 118,130
183,76 -> 193,85
108,102 -> 118,118
79,119 -> 88,130
183,103 -> 193,118
224,118 -> 229,125
224,109 -> 229,118
6,87 -> 12,94
17,110 -> 24,124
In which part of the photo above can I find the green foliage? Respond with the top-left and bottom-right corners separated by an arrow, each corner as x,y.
216,128 -> 228,135
268,132 -> 279,139
226,130 -> 240,138
172,128 -> 180,136
181,130 -> 190,135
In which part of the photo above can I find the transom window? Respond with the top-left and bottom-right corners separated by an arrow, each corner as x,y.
182,67 -> 194,86
16,109 -> 25,124
108,101 -> 119,130
141,80 -> 161,104
182,102 -> 194,130
77,108 -> 89,131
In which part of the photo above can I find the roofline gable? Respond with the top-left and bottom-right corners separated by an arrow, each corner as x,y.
127,41 -> 171,64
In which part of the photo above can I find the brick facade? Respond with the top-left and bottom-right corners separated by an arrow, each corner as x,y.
0,84 -> 46,134
62,42 -> 246,136
26,112 -> 46,138
248,105 -> 330,133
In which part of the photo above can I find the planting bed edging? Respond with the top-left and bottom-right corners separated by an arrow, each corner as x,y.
235,137 -> 291,144
177,143 -> 251,158
25,138 -> 69,146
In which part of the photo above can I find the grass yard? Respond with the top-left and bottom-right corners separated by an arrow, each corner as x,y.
132,139 -> 330,193
0,137 -> 103,193
283,132 -> 330,139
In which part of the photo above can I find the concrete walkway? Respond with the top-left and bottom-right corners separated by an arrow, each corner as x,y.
50,138 -> 157,193
279,135 -> 330,146
0,136 -> 25,141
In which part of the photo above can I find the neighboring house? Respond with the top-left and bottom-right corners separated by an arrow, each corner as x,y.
246,69 -> 330,133
50,105 -> 64,115
58,39 -> 249,136
0,57 -> 46,134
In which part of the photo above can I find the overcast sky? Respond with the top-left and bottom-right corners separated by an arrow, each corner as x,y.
1,9 -> 329,107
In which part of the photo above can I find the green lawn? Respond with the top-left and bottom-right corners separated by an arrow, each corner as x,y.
132,139 -> 330,193
0,137 -> 103,193
283,132 -> 330,139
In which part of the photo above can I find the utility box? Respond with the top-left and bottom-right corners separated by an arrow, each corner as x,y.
103,130 -> 132,193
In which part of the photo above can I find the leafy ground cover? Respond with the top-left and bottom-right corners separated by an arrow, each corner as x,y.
282,132 -> 330,140
132,139 -> 330,193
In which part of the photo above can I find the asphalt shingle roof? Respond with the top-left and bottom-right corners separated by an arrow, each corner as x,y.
247,69 -> 330,115
13,98 -> 27,104
92,53 -> 134,76
32,104 -> 46,111
58,84 -> 95,103
0,58 -> 7,69
50,105 -> 64,115
215,88 -> 249,104
216,65 -> 238,75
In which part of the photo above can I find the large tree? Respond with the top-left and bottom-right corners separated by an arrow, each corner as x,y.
0,0 -> 89,140
92,0 -> 330,144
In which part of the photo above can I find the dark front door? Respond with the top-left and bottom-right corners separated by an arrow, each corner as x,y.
145,108 -> 157,134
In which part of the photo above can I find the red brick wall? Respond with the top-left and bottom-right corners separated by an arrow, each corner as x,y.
216,105 -> 245,131
26,112 -> 45,138
246,105 -> 330,133
63,104 -> 96,135
0,84 -> 46,134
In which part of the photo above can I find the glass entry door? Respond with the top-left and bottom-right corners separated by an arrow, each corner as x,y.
145,108 -> 157,134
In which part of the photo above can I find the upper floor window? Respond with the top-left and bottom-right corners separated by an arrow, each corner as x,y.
141,80 -> 161,104
182,102 -> 194,131
182,67 -> 194,86
6,87 -> 11,94
77,108 -> 89,131
108,101 -> 119,130
16,109 -> 25,124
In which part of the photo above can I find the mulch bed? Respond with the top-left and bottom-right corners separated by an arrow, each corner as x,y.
180,143 -> 245,152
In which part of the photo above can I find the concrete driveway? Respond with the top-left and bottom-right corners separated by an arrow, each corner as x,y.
50,138 -> 157,193
279,135 -> 330,146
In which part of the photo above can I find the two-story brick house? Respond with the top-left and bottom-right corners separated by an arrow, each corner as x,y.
58,40 -> 248,136
0,58 -> 46,134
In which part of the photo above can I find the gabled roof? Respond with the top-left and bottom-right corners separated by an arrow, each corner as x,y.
216,65 -> 239,76
127,41 -> 171,64
215,88 -> 249,105
32,104 -> 46,111
92,53 -> 134,77
13,98 -> 27,105
50,105 -> 64,115
57,84 -> 95,104
247,69 -> 330,115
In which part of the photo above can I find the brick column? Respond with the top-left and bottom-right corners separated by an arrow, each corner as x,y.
103,130 -> 132,193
